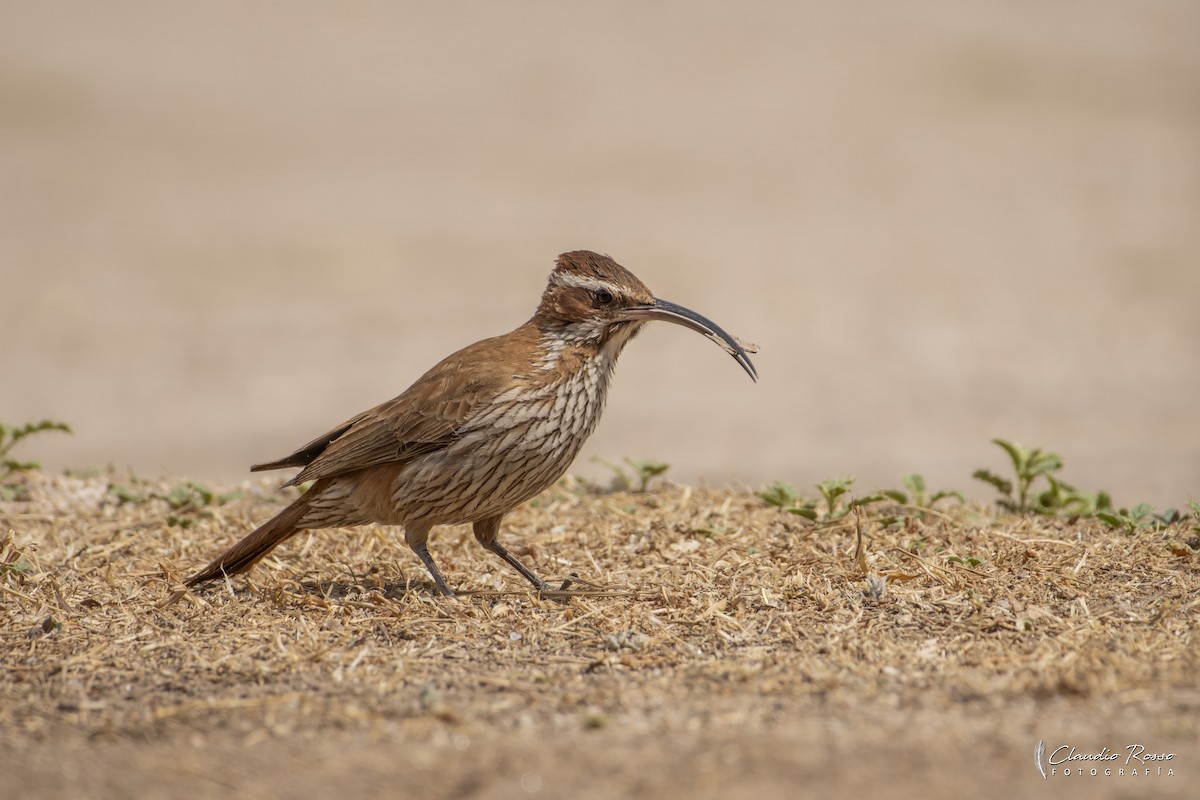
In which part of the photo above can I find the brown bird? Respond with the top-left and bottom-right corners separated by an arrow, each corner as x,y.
185,251 -> 757,597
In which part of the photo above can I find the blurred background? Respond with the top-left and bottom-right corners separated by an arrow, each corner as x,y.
2,1 -> 1197,506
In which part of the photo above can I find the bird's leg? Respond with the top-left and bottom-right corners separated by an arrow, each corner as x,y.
473,515 -> 548,592
404,523 -> 456,598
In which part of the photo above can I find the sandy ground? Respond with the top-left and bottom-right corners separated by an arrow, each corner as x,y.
2,473 -> 1197,799
1,1 -> 1197,509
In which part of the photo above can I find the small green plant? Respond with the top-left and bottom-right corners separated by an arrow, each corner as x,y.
816,477 -> 854,517
757,477 -> 882,522
1096,502 -> 1157,533
0,419 -> 73,500
0,420 -> 72,476
756,480 -> 818,519
107,480 -> 243,528
972,438 -> 1102,515
1,531 -> 34,577
828,478 -> 889,521
972,439 -> 1058,513
757,481 -> 799,510
817,477 -> 884,520
0,558 -> 33,576
1038,480 -> 1110,518
1151,507 -> 1188,526
108,483 -> 148,505
879,473 -> 964,509
594,457 -> 671,493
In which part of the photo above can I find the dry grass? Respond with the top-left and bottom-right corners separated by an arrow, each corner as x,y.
2,470 -> 1197,799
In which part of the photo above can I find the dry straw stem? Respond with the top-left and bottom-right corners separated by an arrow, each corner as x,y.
1,471 -> 1197,798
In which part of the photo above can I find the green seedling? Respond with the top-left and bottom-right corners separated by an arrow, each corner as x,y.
0,420 -> 72,476
1096,502 -> 1156,533
758,477 -> 882,522
972,438 -> 1059,513
1152,507 -> 1187,526
594,457 -> 671,493
872,473 -> 965,527
972,438 -> 1101,515
757,481 -> 799,510
1037,476 -> 1111,518
108,480 -> 243,528
0,530 -> 34,577
756,480 -> 818,519
817,477 -> 854,516
817,477 -> 885,521
108,483 -> 149,505
0,419 -> 73,500
0,560 -> 32,576
878,473 -> 964,509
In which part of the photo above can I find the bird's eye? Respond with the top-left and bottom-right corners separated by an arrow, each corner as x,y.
593,289 -> 614,306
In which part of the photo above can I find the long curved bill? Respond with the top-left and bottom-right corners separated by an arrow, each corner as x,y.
621,298 -> 758,382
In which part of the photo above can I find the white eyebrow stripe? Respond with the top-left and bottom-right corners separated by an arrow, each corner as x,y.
550,271 -> 617,293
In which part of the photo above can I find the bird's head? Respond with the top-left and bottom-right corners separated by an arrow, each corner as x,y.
534,251 -> 757,381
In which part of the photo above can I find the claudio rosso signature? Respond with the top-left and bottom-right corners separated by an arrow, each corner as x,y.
1035,741 -> 1177,779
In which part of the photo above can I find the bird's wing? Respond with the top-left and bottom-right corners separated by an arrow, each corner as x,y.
251,331 -> 527,486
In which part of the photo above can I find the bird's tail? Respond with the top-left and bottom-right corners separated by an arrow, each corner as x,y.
185,494 -> 312,586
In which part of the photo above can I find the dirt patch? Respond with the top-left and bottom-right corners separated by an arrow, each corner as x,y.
2,472 -> 1196,798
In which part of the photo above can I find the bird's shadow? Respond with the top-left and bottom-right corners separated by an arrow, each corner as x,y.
282,574 -> 619,604
286,575 -> 439,600
185,569 -> 627,605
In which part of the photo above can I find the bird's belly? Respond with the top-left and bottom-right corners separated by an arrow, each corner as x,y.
389,374 -> 608,525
